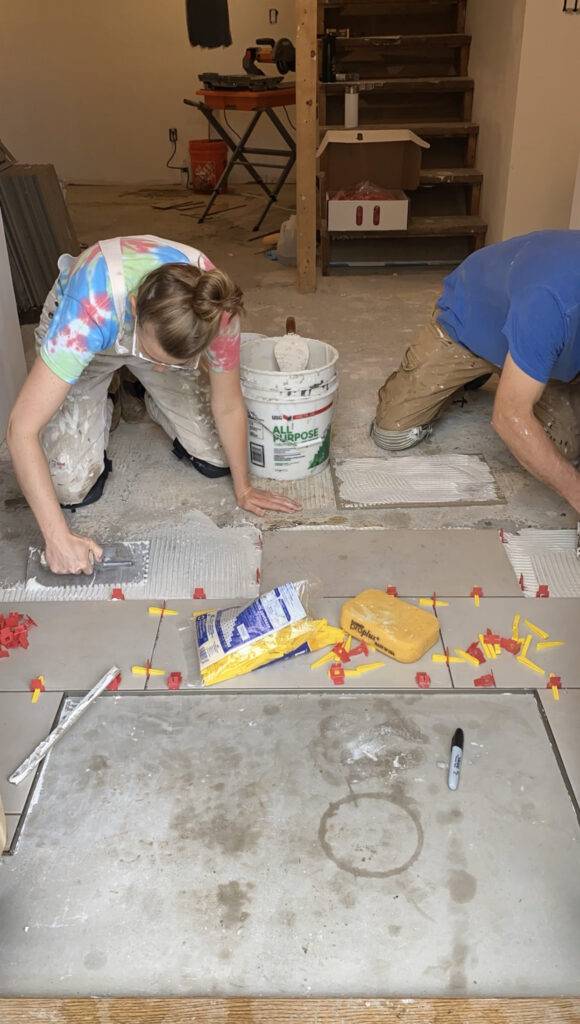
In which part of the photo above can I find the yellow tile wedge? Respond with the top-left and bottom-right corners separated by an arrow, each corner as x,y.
524,619 -> 549,640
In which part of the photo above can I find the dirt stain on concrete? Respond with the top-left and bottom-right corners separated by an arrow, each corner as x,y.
318,791 -> 424,879
217,881 -> 254,930
448,869 -> 477,904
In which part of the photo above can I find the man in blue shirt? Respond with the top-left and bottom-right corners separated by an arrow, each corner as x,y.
373,231 -> 580,513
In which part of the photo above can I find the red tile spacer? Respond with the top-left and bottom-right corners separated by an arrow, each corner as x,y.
329,663 -> 345,686
332,643 -> 351,664
416,672 -> 431,689
193,587 -> 207,600
467,642 -> 485,664
470,587 -> 484,599
536,584 -> 550,599
349,640 -> 369,658
386,586 -> 398,597
29,677 -> 45,693
107,672 -> 122,692
256,567 -> 261,584
499,528 -> 506,543
547,675 -> 562,690
167,672 -> 183,690
518,574 -> 525,591
6,612 -> 20,628
111,587 -> 125,601
474,673 -> 496,688
499,637 -> 521,655
484,629 -> 501,644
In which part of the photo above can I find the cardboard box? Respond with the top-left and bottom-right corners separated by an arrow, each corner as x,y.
317,129 -> 429,232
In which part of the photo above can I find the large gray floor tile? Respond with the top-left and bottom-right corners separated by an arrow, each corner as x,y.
539,689 -> 580,804
260,528 -> 520,598
1,692 -> 579,996
0,601 -> 158,692
148,597 -> 452,691
0,691 -> 62,813
436,598 -> 580,689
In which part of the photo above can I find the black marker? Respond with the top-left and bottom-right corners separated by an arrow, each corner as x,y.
448,728 -> 464,791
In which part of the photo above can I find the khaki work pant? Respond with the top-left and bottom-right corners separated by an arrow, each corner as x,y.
35,288 -> 226,506
375,319 -> 580,460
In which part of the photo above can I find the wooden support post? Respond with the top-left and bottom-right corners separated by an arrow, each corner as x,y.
295,0 -> 318,293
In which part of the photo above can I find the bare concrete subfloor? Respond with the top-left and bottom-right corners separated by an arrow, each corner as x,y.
2,691 -> 579,998
0,184 -> 574,588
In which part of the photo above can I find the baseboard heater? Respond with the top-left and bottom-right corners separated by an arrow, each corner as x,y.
0,163 -> 80,315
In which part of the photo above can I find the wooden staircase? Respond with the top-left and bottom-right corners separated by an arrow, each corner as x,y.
318,0 -> 487,272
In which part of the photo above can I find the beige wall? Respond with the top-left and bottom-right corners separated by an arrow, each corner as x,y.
0,213 -> 27,440
503,0 -> 580,237
466,0 -> 526,244
468,0 -> 580,243
0,1 -> 295,183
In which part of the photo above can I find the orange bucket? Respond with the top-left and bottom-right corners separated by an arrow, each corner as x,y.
188,139 -> 228,193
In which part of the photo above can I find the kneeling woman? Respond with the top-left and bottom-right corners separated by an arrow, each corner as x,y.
8,235 -> 299,574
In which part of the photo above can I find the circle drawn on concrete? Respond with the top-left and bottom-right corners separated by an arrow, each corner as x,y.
319,792 -> 423,879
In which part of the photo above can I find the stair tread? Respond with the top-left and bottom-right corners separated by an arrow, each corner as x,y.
328,214 -> 487,237
336,32 -> 469,45
420,166 -> 482,183
322,76 -> 473,90
324,0 -> 461,6
320,121 -> 479,135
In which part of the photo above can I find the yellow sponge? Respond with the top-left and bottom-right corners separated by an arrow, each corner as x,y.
340,590 -> 440,664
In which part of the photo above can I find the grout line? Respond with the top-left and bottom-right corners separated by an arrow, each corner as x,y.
433,604 -> 455,689
84,687 -> 535,700
533,690 -> 580,830
146,599 -> 167,690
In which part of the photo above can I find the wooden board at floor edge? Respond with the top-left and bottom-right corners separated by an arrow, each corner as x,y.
0,998 -> 579,1024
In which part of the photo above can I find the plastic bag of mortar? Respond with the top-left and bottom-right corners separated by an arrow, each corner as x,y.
188,580 -> 333,687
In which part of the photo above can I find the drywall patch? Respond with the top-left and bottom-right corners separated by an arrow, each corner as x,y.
334,455 -> 500,508
504,529 -> 580,598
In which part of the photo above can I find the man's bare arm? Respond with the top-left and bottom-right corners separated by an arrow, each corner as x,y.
491,354 -> 580,513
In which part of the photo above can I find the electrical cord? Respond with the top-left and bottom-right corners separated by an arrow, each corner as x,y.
223,110 -> 241,140
282,107 -> 296,132
166,139 -> 181,169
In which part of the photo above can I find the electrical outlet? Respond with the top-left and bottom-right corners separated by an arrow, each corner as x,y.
169,128 -> 178,143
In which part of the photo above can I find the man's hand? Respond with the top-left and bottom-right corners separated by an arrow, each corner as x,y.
43,532 -> 103,575
236,485 -> 301,517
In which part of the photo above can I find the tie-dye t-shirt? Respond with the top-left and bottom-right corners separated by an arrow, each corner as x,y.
40,236 -> 241,384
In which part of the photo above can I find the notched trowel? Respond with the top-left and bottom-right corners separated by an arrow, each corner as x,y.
26,541 -> 150,589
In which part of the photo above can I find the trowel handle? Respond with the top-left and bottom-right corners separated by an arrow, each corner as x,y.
285,316 -> 297,334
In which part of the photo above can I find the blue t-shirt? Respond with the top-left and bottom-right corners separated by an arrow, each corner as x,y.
437,231 -> 580,383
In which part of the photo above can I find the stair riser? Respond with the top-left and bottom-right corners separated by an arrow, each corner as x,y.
411,183 -> 481,217
326,4 -> 462,37
334,54 -> 469,79
325,91 -> 472,124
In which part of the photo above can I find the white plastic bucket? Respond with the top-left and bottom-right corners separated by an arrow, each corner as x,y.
240,333 -> 339,480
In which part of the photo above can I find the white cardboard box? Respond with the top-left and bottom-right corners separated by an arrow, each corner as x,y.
327,189 -> 409,231
317,129 -> 429,233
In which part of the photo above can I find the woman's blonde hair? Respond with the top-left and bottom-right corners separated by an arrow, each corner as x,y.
135,262 -> 244,360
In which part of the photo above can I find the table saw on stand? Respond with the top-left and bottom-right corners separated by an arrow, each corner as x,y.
183,83 -> 296,233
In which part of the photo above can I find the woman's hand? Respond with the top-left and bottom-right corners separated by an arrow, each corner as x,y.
44,532 -> 103,575
235,485 -> 302,517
